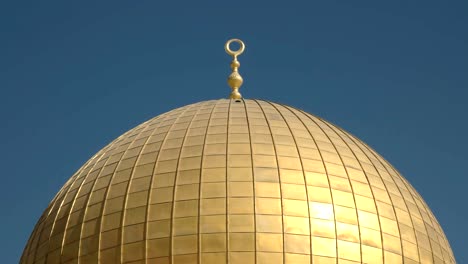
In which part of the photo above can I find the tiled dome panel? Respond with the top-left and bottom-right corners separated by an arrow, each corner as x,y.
21,99 -> 455,264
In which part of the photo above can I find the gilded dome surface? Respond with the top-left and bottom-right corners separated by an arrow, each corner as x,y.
21,99 -> 455,264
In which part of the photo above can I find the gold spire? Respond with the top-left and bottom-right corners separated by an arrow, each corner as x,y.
225,39 -> 245,99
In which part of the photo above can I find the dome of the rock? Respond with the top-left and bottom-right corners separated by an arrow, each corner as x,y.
20,98 -> 455,264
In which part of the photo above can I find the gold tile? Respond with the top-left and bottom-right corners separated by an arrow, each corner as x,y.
384,250 -> 403,264
285,253 -> 310,264
229,197 -> 254,214
174,200 -> 198,217
279,169 -> 304,184
257,252 -> 283,264
253,154 -> 278,168
351,181 -> 373,198
311,255 -> 336,264
283,199 -> 309,217
402,240 -> 419,262
229,214 -> 254,232
337,240 -> 361,262
155,159 -> 178,174
302,159 -> 326,173
202,168 -> 226,183
100,246 -> 121,263
229,143 -> 251,154
88,188 -> 106,205
399,223 -> 417,243
256,215 -> 282,233
309,202 -> 334,221
380,216 -> 399,235
256,233 -> 283,252
229,182 -> 253,197
382,233 -> 402,254
299,148 -> 321,160
104,196 -> 125,214
334,206 -> 357,225
126,190 -> 149,209
329,175 -> 352,192
152,172 -> 176,188
201,198 -> 226,215
358,210 -> 380,230
133,164 -> 155,179
205,143 -> 227,155
173,217 -> 198,236
305,172 -> 329,187
146,238 -> 171,258
201,252 -> 227,262
119,206 -> 142,227
173,235 -> 197,255
312,237 -> 336,257
150,187 -> 174,204
201,233 -> 226,252
179,156 -> 201,170
228,155 -> 252,168
228,167 -> 253,181
275,145 -> 299,157
175,184 -> 199,201
362,245 -> 383,263
122,241 -> 144,262
254,168 -> 279,183
282,184 -> 307,200
177,169 -> 200,185
331,190 -> 355,208
336,222 -> 360,243
84,203 -> 102,221
360,227 -> 382,248
278,156 -> 302,170
147,220 -> 170,239
229,233 -> 255,251
346,168 -> 367,183
148,203 -> 172,221
255,182 -> 280,198
252,143 -> 275,155
123,223 -> 144,243
200,215 -> 226,233
100,229 -> 120,249
311,218 -> 336,238
203,155 -> 226,168
229,132 -> 249,142
201,182 -> 226,198
101,212 -> 122,231
307,186 -> 332,203
181,145 -> 203,157
107,182 -> 128,199
230,252 -> 255,264
256,197 -> 282,215
284,234 -> 310,254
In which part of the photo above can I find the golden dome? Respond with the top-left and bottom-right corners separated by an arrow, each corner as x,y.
21,99 -> 455,264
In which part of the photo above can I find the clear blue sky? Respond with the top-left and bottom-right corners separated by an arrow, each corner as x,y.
1,1 -> 467,263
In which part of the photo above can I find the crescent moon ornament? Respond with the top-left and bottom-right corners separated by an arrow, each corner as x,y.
225,39 -> 245,99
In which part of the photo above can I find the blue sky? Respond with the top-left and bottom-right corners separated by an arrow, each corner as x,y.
1,1 -> 467,262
